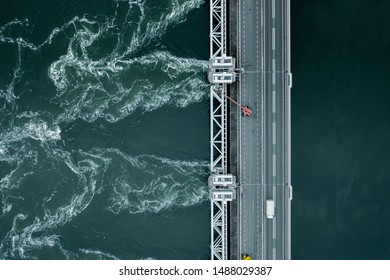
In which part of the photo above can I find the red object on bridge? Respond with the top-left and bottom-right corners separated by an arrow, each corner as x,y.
224,94 -> 253,116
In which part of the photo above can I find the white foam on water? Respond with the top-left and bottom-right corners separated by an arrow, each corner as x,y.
0,118 -> 59,209
0,15 -> 107,108
0,119 -> 61,150
87,148 -> 209,214
78,248 -> 119,260
71,148 -> 208,215
50,49 -> 208,124
0,145 -> 37,211
0,147 -> 109,259
0,19 -> 41,109
1,0 -> 207,123
0,213 -> 63,259
0,206 -> 62,258
0,144 -> 208,258
0,18 -> 40,51
0,126 -> 208,258
0,117 -> 67,258
123,0 -> 204,56
43,0 -> 208,124
0,128 -> 110,258
0,0 -> 209,259
0,19 -> 31,45
24,122 -> 61,142
0,126 -> 39,215
0,15 -> 97,51
0,43 -> 22,105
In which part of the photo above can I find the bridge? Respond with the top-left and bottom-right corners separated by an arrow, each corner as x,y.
208,0 -> 292,260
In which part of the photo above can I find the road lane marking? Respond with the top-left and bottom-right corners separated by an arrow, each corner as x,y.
273,154 -> 276,177
272,91 -> 276,112
273,122 -> 276,145
272,58 -> 275,72
272,28 -> 275,50
273,221 -> 276,239
272,0 -> 275,19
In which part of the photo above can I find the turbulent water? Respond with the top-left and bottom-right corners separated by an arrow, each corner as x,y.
5,0 -> 389,261
0,0 -> 210,259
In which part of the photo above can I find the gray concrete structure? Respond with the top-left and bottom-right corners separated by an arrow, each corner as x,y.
235,0 -> 291,260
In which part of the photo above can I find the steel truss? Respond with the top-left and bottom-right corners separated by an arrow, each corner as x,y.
210,200 -> 228,260
210,85 -> 227,174
209,0 -> 236,260
210,0 -> 226,57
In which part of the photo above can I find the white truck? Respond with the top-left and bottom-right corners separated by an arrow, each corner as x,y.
266,199 -> 275,219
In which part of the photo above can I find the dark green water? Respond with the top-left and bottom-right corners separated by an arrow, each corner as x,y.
292,0 -> 390,259
0,0 -> 210,259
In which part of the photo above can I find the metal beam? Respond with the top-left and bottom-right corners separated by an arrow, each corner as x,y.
209,0 -> 231,260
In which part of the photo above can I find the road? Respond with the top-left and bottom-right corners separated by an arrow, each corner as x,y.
238,0 -> 265,260
237,0 -> 291,260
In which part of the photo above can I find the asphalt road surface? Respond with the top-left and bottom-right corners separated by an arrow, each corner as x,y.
238,0 -> 291,260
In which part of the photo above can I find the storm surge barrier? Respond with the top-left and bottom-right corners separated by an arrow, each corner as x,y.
208,0 -> 236,260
